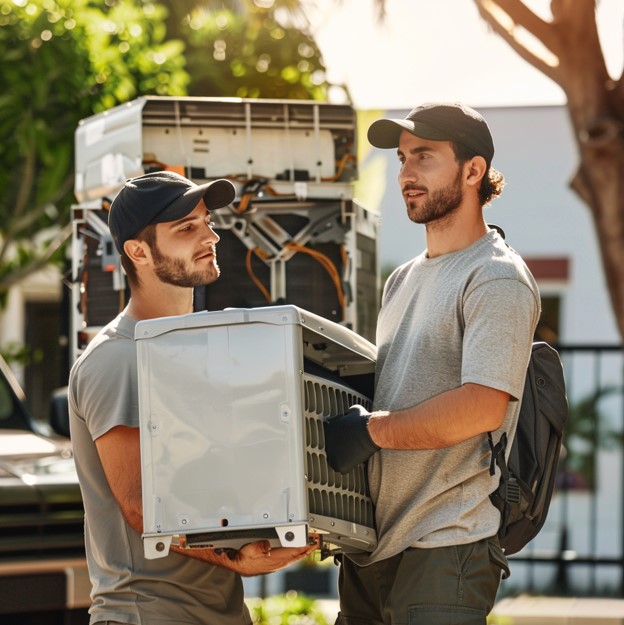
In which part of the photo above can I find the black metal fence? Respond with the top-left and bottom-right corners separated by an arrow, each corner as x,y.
505,345 -> 624,598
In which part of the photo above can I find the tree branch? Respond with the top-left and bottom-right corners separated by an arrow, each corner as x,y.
6,174 -> 74,239
0,172 -> 74,271
0,223 -> 72,293
475,0 -> 561,84
482,0 -> 558,49
615,13 -> 624,103
13,132 -> 36,219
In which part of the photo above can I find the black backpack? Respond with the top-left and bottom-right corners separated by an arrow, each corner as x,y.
488,341 -> 569,556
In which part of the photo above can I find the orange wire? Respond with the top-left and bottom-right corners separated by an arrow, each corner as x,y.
285,243 -> 345,317
322,153 -> 356,182
245,248 -> 272,303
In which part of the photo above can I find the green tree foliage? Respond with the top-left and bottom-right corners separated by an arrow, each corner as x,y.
177,0 -> 330,100
247,591 -> 329,625
561,385 -> 623,490
0,0 -> 188,298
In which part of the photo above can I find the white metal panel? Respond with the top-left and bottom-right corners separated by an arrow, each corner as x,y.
74,98 -> 146,202
142,126 -> 336,182
138,319 -> 306,537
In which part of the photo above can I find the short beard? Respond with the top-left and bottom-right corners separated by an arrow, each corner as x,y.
407,166 -> 463,225
151,243 -> 220,288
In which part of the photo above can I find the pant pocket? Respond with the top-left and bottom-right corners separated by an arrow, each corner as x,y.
408,603 -> 486,625
488,537 -> 511,580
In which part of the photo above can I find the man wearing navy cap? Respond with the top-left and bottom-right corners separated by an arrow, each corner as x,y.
69,171 -> 316,625
324,104 -> 541,623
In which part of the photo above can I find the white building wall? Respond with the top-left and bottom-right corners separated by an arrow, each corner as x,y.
0,265 -> 61,388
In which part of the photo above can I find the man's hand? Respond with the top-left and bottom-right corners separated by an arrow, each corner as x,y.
323,404 -> 381,474
228,537 -> 318,577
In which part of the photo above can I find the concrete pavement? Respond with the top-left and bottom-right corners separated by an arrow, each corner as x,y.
313,595 -> 624,624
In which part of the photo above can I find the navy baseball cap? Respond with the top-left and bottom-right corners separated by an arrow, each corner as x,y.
367,102 -> 494,166
108,171 -> 236,253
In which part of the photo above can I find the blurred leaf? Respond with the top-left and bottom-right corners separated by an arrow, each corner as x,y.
0,0 -> 190,298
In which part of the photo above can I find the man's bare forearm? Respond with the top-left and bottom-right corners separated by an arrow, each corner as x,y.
368,383 -> 510,449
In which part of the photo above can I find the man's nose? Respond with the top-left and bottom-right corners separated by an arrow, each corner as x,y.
399,161 -> 417,184
398,171 -> 416,188
203,225 -> 220,244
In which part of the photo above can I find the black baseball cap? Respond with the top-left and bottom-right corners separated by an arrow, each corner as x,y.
108,171 -> 236,253
367,102 -> 494,166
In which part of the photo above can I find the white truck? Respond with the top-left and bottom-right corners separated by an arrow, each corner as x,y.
0,355 -> 90,624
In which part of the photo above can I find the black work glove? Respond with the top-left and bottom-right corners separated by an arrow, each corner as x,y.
323,404 -> 380,474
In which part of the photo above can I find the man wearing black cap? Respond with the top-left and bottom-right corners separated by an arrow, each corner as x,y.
68,171 -> 316,625
324,104 -> 540,623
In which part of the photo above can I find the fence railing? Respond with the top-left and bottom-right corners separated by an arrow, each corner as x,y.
507,344 -> 624,597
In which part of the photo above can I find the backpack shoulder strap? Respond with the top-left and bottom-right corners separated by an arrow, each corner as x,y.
487,430 -> 509,479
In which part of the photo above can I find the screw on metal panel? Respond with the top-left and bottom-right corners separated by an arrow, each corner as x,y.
263,513 -> 269,519
156,542 -> 165,552
285,531 -> 295,541
181,519 -> 187,525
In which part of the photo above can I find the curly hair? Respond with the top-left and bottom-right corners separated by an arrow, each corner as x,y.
451,142 -> 506,206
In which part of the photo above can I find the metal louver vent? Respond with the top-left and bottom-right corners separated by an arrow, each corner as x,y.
177,373 -> 378,557
303,374 -> 376,550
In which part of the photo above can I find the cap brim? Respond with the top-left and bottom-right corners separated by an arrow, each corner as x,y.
200,178 -> 236,210
155,179 -> 236,224
368,119 -> 453,149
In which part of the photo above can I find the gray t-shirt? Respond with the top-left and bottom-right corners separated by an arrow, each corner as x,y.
69,310 -> 250,625
352,230 -> 540,565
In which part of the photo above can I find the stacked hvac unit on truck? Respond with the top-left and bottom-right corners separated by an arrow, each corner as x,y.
71,96 -> 380,558
71,96 -> 378,358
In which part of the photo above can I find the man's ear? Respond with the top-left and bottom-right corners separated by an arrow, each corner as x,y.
123,239 -> 150,265
465,155 -> 487,188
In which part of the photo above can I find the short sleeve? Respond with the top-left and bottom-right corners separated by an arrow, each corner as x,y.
461,278 -> 540,400
72,337 -> 140,441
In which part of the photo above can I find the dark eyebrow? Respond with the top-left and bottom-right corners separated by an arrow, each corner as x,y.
168,215 -> 196,228
397,145 -> 434,158
168,210 -> 211,228
397,145 -> 435,158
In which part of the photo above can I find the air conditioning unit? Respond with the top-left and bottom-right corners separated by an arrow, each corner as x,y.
135,305 -> 377,560
74,96 -> 358,203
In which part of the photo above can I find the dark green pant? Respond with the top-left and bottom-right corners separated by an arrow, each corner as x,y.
335,537 -> 509,625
